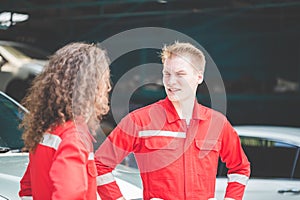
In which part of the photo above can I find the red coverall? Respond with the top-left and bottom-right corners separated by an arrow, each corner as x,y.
95,98 -> 250,200
19,120 -> 97,200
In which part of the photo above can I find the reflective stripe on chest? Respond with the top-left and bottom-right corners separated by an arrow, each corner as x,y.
138,130 -> 186,138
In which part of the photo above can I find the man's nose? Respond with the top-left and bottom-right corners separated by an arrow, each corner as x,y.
167,74 -> 177,85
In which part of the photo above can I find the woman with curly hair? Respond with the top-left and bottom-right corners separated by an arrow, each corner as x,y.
19,42 -> 111,200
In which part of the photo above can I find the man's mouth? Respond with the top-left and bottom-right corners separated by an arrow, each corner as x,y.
168,88 -> 180,93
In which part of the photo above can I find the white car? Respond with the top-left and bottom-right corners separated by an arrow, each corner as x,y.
0,41 -> 47,101
0,91 -> 143,200
216,126 -> 300,200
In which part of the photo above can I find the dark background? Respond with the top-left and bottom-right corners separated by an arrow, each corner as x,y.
1,0 -> 300,127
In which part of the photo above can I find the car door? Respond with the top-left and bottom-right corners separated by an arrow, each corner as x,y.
216,135 -> 300,200
0,91 -> 28,200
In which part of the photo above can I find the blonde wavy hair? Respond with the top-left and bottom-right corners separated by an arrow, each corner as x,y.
21,42 -> 111,151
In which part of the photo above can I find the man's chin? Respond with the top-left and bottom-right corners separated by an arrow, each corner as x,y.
167,95 -> 180,102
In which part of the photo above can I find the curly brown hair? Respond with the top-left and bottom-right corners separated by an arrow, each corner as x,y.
20,42 -> 111,151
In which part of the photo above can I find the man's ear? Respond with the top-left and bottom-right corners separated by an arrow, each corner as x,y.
197,73 -> 204,85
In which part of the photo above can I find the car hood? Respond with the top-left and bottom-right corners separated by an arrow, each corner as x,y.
0,152 -> 28,177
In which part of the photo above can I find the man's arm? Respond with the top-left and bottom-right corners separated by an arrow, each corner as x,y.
95,114 -> 138,200
94,135 -> 124,200
220,121 -> 251,200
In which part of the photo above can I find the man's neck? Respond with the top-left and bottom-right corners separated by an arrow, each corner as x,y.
172,98 -> 195,124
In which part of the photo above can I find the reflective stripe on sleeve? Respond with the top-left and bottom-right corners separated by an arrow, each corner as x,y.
21,196 -> 33,200
97,173 -> 115,186
40,133 -> 62,150
227,173 -> 249,185
138,130 -> 186,138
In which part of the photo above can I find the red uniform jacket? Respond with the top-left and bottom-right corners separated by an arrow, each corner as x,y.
19,120 -> 97,200
95,98 -> 250,200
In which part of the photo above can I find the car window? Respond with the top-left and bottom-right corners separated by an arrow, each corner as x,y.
0,93 -> 24,150
217,136 -> 300,179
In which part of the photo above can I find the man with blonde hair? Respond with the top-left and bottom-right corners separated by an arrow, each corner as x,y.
95,41 -> 250,200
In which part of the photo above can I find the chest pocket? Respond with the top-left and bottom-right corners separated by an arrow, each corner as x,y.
195,139 -> 221,159
137,137 -> 182,175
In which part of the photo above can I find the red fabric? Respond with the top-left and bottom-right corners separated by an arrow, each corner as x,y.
95,98 -> 250,200
19,120 -> 97,200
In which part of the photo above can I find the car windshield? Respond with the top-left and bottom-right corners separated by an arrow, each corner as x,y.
0,92 -> 25,151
